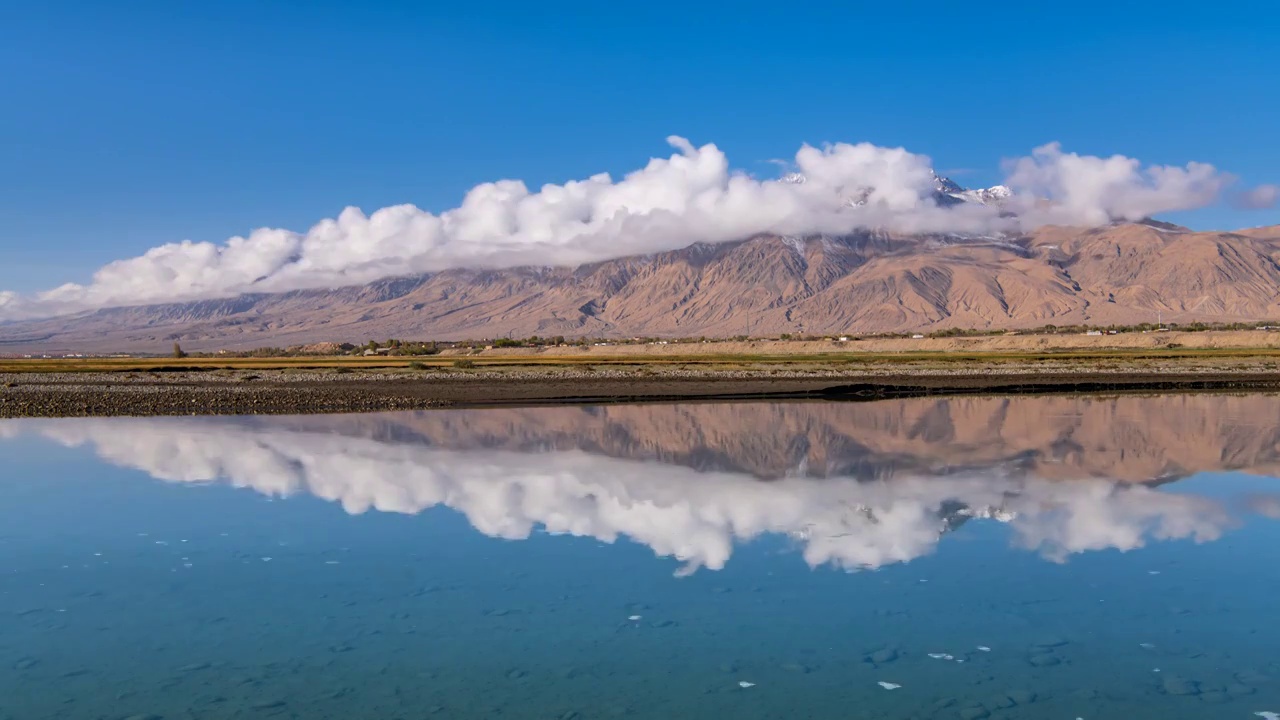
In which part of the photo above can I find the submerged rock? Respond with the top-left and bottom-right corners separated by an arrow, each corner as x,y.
1032,637 -> 1069,649
988,694 -> 1017,709
1007,690 -> 1038,705
1027,654 -> 1060,667
867,648 -> 898,664
1161,676 -> 1200,696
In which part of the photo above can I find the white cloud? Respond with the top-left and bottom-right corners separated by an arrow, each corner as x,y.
1233,184 -> 1280,210
0,138 -> 1241,320
1,416 -> 1237,574
1002,142 -> 1230,226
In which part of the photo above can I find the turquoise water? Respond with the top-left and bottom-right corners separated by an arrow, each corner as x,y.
2,394 -> 1280,719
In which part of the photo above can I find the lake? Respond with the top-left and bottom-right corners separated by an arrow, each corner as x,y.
2,394 -> 1280,719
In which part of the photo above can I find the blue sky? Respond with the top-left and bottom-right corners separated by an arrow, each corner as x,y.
1,1 -> 1277,294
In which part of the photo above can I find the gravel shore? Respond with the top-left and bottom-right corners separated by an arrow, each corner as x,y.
5,362 -> 1280,418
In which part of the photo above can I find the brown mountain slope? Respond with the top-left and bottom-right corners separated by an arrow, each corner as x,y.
4,222 -> 1280,352
1232,224 -> 1280,240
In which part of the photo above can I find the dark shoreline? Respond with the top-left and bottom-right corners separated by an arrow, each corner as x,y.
5,368 -> 1280,417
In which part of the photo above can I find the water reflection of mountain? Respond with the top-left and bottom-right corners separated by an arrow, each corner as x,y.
2,394 -> 1277,573
262,394 -> 1280,482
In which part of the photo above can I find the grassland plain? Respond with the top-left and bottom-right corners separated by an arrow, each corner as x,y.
5,330 -> 1280,417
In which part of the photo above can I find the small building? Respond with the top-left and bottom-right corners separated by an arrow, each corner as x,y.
911,334 -> 925,339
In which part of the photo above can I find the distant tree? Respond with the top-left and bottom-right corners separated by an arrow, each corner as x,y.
172,342 -> 188,359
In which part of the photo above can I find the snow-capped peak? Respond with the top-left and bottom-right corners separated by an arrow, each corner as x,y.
777,169 -> 1013,209
932,171 -> 965,195
952,184 -> 1013,206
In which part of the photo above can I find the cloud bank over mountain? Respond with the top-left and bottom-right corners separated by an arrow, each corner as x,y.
0,138 -> 1264,321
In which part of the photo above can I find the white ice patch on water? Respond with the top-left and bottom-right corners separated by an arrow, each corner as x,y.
928,653 -> 954,660
628,615 -> 642,621
1255,713 -> 1279,720
878,682 -> 901,690
976,646 -> 991,652
738,681 -> 755,689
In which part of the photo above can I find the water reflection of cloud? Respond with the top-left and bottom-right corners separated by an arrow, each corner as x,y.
0,418 -> 1248,574
1245,494 -> 1280,519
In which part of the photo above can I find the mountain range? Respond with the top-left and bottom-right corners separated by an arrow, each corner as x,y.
2,175 -> 1278,352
